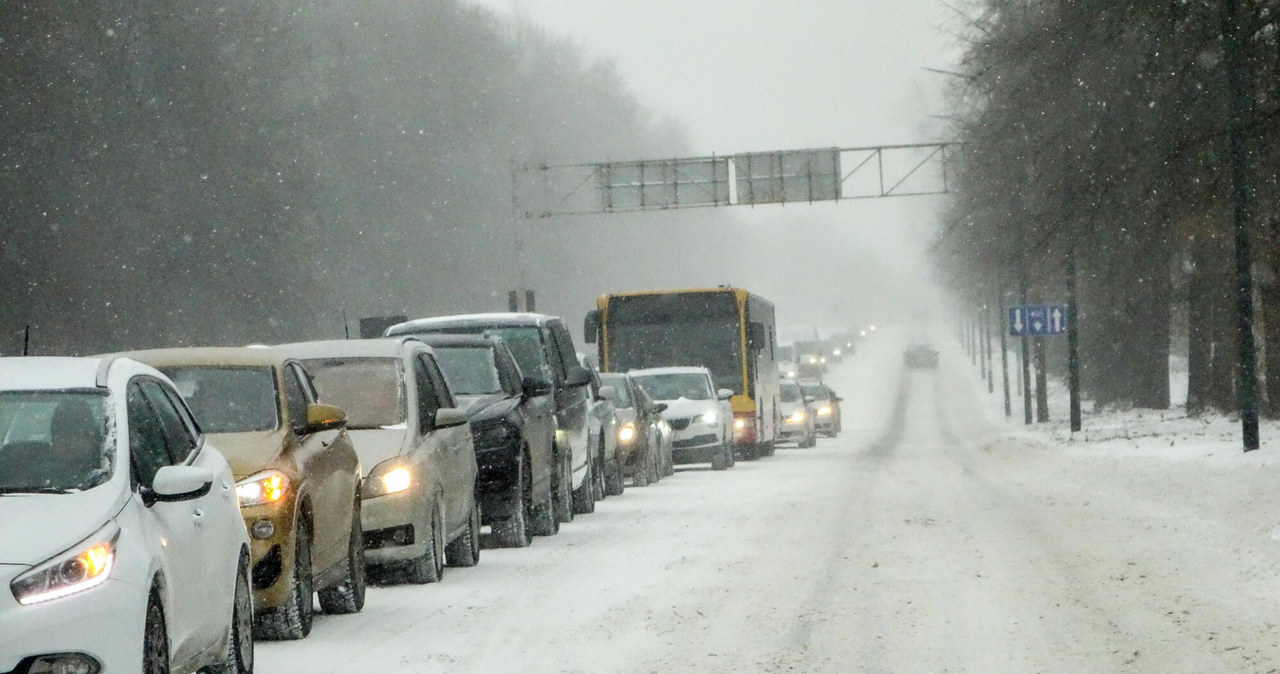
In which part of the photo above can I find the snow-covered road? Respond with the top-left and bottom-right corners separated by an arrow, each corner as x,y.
257,330 -> 1280,673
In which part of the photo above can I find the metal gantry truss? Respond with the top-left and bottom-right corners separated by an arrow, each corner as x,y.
512,142 -> 957,218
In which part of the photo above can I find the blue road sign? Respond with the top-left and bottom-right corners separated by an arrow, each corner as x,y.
1009,304 -> 1068,336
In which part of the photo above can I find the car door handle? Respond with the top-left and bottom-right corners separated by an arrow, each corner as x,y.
192,509 -> 206,527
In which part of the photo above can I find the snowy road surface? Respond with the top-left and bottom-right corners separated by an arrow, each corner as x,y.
258,331 -> 1280,673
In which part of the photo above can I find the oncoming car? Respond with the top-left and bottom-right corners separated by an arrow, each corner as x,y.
0,356 -> 253,674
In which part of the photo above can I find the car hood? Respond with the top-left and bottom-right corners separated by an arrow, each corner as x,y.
779,400 -> 806,416
205,431 -> 286,480
457,394 -> 518,422
0,487 -> 128,566
346,428 -> 410,475
658,398 -> 719,418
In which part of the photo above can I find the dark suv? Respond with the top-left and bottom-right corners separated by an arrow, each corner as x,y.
386,313 -> 596,524
414,334 -> 557,547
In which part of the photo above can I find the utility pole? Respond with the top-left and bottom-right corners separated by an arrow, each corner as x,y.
999,288 -> 1012,417
1067,248 -> 1082,432
1020,275 -> 1032,425
1223,0 -> 1260,451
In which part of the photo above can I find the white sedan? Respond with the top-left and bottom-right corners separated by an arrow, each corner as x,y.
0,356 -> 253,673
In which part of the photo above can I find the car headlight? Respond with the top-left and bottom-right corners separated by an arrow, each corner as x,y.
832,349 -> 841,356
364,461 -> 413,499
785,411 -> 806,423
817,406 -> 832,416
474,421 -> 516,448
11,521 -> 119,606
733,417 -> 746,430
697,411 -> 718,425
618,424 -> 637,443
786,370 -> 797,378
236,470 -> 291,507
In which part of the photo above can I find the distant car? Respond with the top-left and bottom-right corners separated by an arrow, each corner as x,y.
414,333 -> 558,548
280,338 -> 480,584
777,360 -> 799,380
598,372 -> 666,488
0,356 -> 253,673
797,378 -> 841,437
630,366 -> 735,471
777,378 -> 816,447
124,346 -> 366,640
905,344 -> 939,369
580,356 -> 618,504
386,313 -> 595,523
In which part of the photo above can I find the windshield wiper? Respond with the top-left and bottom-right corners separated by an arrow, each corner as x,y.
0,486 -> 75,495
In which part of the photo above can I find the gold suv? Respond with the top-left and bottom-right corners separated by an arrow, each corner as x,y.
121,347 -> 364,640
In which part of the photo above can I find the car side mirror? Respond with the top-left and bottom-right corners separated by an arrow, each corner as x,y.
650,402 -> 668,414
143,465 -> 214,506
522,375 -> 553,398
433,407 -> 469,430
597,385 -> 618,403
583,310 -> 601,345
565,365 -> 592,388
717,388 -> 734,400
301,402 -> 347,434
834,396 -> 843,402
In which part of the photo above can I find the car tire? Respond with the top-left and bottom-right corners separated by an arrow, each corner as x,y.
209,551 -> 255,673
492,451 -> 534,547
572,452 -> 596,514
633,450 -> 651,486
143,591 -> 169,674
404,502 -> 444,584
319,498 -> 367,615
592,451 -> 607,502
554,448 -> 575,523
762,440 -> 776,457
445,497 -> 481,567
256,518 -> 314,640
710,449 -> 728,471
530,453 -> 560,537
661,446 -> 674,477
647,447 -> 661,484
724,440 -> 736,468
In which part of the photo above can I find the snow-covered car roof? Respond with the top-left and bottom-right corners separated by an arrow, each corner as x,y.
116,346 -> 290,369
386,313 -> 558,335
628,366 -> 711,377
0,357 -> 105,390
276,337 -> 425,360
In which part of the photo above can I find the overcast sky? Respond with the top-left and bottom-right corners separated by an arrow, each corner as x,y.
463,0 -> 964,332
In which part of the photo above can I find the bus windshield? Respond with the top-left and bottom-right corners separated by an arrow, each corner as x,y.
606,292 -> 743,393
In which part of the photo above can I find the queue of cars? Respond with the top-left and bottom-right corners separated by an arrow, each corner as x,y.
0,309 -> 850,672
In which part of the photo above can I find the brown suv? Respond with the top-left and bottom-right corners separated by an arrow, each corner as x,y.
121,347 -> 365,640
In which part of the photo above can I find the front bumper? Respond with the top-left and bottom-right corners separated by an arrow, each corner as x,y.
361,485 -> 430,565
0,567 -> 147,673
240,500 -> 298,610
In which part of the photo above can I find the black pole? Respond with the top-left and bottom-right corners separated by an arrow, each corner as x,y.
342,310 -> 350,339
1067,248 -> 1082,432
979,305 -> 988,379
1035,337 -> 1049,422
999,289 -> 1011,416
1020,276 -> 1032,425
23,325 -> 30,356
1223,0 -> 1260,451
985,303 -> 995,394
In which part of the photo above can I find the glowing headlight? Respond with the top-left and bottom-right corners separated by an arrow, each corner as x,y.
364,461 -> 413,499
733,418 -> 746,430
12,522 -> 119,605
698,411 -> 718,425
236,470 -> 290,507
817,406 -> 832,416
618,424 -> 637,443
832,349 -> 842,356
786,411 -> 806,423
807,356 -> 818,364
786,370 -> 797,378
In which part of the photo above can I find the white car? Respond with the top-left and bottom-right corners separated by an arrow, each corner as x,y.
629,366 -> 735,471
0,356 -> 253,674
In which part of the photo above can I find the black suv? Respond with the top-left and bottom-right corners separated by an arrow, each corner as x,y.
416,334 -> 559,547
386,313 -> 596,525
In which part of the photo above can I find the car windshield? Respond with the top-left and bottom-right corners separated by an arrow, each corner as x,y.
598,375 -> 633,407
301,357 -> 406,429
416,326 -> 552,382
0,391 -> 114,493
434,346 -> 503,395
161,366 -> 279,433
631,373 -> 713,401
779,382 -> 803,403
800,383 -> 829,400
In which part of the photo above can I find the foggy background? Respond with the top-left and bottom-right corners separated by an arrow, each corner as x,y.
0,1 -> 958,355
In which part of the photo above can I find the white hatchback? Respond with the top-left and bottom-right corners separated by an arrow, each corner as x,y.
629,366 -> 735,471
0,356 -> 253,674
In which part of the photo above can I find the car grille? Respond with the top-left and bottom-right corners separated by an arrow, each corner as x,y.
673,434 -> 717,448
668,416 -> 694,431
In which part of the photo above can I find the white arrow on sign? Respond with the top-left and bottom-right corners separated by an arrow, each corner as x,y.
1051,307 -> 1065,333
1013,309 -> 1025,334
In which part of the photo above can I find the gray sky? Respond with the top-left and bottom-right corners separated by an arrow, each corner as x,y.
464,0 -> 963,332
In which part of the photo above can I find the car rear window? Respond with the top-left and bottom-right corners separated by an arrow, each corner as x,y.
161,366 -> 279,433
0,390 -> 114,492
301,357 -> 406,429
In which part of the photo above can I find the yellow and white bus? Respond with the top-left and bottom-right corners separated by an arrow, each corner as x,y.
584,287 -> 780,459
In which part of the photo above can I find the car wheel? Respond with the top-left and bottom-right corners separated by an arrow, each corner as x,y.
592,451 -> 607,502
661,446 -> 674,477
633,450 -> 652,486
256,518 -> 314,640
647,447 -> 661,484
319,498 -> 367,614
445,497 -> 481,567
762,440 -> 776,457
492,451 -> 533,547
572,451 -> 596,515
554,447 -> 574,523
143,591 -> 169,674
405,501 -> 445,584
209,551 -> 255,673
725,440 -> 736,468
710,449 -> 728,471
530,450 -> 560,536
604,456 -> 625,496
